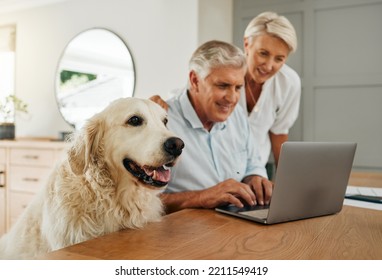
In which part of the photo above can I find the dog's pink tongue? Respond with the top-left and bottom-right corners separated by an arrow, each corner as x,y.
153,167 -> 171,183
143,166 -> 171,183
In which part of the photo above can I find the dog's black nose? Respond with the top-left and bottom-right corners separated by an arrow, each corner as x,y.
164,137 -> 184,157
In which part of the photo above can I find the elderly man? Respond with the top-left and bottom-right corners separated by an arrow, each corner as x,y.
153,40 -> 273,213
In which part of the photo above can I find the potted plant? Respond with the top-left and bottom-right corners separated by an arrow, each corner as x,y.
0,95 -> 28,140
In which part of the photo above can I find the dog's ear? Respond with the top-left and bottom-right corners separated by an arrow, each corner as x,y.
67,115 -> 104,175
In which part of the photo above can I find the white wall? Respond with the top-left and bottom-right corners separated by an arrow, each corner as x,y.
198,0 -> 233,44
0,0 -> 232,138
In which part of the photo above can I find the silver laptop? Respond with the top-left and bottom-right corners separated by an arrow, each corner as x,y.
216,142 -> 357,224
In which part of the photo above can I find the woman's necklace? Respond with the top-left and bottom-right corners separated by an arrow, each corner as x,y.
245,76 -> 262,113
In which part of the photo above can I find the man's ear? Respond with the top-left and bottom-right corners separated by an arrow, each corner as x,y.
189,70 -> 200,92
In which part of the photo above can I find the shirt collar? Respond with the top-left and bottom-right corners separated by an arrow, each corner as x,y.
179,88 -> 226,131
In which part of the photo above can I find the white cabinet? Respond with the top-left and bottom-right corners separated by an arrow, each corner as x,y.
8,148 -> 60,227
0,140 -> 68,233
0,148 -> 6,236
0,187 -> 5,236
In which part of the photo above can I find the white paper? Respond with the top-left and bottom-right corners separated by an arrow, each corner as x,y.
344,186 -> 382,211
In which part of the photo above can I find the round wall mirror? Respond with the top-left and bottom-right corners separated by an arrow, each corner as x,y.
55,28 -> 136,129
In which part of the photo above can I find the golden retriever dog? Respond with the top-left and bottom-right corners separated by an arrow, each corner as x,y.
0,98 -> 184,259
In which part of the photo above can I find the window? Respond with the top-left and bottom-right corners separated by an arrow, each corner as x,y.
0,25 -> 16,123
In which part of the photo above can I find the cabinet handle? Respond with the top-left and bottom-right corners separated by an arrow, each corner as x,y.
22,178 -> 39,182
23,155 -> 39,160
0,170 -> 4,187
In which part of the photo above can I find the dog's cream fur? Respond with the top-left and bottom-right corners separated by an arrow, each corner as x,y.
0,98 -> 182,259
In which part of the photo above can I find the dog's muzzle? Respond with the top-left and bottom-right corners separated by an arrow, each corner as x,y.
123,137 -> 184,188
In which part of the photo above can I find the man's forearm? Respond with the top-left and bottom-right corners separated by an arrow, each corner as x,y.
160,191 -> 202,214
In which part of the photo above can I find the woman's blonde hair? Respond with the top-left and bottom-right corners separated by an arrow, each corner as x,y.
244,11 -> 297,53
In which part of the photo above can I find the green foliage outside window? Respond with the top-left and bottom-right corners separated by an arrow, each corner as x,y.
60,70 -> 97,85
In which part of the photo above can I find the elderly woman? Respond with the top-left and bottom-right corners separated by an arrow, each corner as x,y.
241,11 -> 301,173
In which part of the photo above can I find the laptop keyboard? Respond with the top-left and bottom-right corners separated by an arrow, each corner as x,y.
237,204 -> 269,220
219,204 -> 270,220
240,209 -> 269,220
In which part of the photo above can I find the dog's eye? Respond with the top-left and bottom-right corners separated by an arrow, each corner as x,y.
163,118 -> 168,126
127,115 -> 143,126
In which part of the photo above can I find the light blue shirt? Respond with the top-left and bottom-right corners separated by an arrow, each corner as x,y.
166,88 -> 267,193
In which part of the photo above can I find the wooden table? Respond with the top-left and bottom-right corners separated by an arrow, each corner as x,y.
41,172 -> 382,260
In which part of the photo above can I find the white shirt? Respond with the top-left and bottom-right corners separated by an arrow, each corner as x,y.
165,88 -> 267,193
239,64 -> 301,166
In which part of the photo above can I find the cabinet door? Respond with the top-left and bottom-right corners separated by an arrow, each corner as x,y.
0,148 -> 5,164
10,148 -> 55,167
9,192 -> 36,228
9,166 -> 52,193
0,189 -> 5,236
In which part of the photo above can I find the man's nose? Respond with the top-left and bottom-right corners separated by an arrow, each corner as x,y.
225,87 -> 238,102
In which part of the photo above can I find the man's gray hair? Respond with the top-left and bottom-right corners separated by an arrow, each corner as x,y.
189,40 -> 247,80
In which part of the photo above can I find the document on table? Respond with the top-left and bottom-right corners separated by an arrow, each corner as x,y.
344,186 -> 382,211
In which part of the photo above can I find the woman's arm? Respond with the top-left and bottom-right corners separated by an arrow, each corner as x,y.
269,132 -> 288,167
